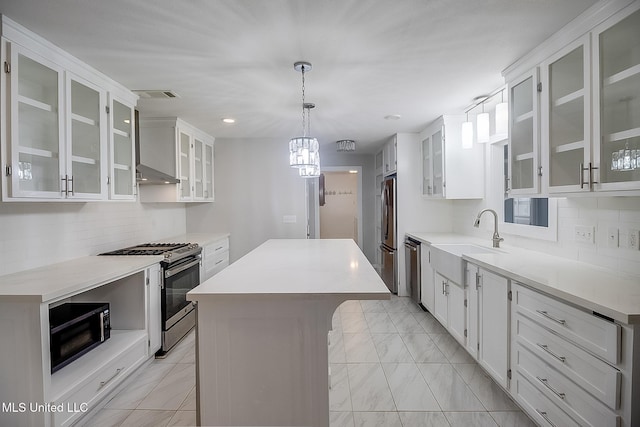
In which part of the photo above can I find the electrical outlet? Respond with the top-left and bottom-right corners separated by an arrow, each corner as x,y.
607,227 -> 619,248
574,225 -> 595,244
628,229 -> 640,250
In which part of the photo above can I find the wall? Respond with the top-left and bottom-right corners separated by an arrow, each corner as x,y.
186,137 -> 307,262
396,133 -> 454,296
0,201 -> 186,276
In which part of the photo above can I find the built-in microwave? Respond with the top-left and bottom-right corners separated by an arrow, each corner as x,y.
49,302 -> 110,373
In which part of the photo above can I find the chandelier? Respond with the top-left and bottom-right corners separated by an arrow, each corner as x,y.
289,61 -> 320,178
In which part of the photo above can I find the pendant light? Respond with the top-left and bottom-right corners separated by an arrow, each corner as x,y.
289,62 -> 320,175
461,112 -> 473,149
477,101 -> 490,143
495,89 -> 508,138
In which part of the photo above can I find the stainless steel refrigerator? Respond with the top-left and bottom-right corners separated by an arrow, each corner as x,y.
380,176 -> 397,293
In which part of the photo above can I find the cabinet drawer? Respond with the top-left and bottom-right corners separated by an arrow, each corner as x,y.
210,238 -> 229,255
512,283 -> 620,364
514,342 -> 620,427
514,314 -> 620,409
52,337 -> 146,427
514,371 -> 581,427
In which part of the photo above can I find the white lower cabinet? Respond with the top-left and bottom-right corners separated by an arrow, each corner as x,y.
200,236 -> 229,283
511,282 -> 623,427
433,272 -> 466,346
0,267 -> 156,427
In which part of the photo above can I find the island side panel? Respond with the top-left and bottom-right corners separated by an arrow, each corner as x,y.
195,297 -> 341,427
0,300 -> 49,427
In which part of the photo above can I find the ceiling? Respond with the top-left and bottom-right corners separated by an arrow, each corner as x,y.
0,0 -> 599,154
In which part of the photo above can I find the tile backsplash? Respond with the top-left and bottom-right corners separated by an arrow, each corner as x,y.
452,197 -> 640,277
0,202 -> 186,276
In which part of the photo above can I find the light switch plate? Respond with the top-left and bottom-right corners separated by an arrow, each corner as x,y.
574,225 -> 595,244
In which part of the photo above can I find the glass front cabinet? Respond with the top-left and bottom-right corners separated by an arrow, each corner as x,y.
508,68 -> 540,195
506,1 -> 640,196
542,35 -> 591,194
1,20 -> 138,201
593,4 -> 640,191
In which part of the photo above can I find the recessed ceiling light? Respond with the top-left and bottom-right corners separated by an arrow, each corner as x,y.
349,170 -> 358,174
384,114 -> 401,120
222,118 -> 235,124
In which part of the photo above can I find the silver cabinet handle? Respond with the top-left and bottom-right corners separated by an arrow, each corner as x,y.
536,310 -> 566,325
99,367 -> 124,389
536,376 -> 565,400
537,343 -> 566,363
535,409 -> 558,427
579,162 -> 586,189
404,242 -> 417,251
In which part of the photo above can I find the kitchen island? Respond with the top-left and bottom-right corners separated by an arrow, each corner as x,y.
187,239 -> 389,427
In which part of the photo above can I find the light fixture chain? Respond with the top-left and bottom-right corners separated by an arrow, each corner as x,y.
301,66 -> 307,137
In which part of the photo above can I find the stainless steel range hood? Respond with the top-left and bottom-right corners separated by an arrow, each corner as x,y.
136,164 -> 180,185
135,110 -> 180,185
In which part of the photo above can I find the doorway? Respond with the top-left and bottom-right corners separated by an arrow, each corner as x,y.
306,167 -> 363,248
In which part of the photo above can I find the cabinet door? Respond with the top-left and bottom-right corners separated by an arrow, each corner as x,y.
593,5 -> 640,191
431,128 -> 444,197
420,247 -> 435,312
193,136 -> 204,200
543,36 -> 591,194
509,68 -> 540,195
178,128 -> 192,200
447,281 -> 466,346
109,97 -> 136,199
147,264 -> 162,355
7,43 -> 65,198
66,73 -> 107,199
479,268 -> 509,388
433,272 -> 448,327
204,140 -> 214,200
422,137 -> 432,196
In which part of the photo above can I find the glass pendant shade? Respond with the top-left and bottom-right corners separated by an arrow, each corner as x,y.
461,121 -> 474,149
289,136 -> 319,168
298,158 -> 320,178
477,112 -> 490,143
495,102 -> 508,137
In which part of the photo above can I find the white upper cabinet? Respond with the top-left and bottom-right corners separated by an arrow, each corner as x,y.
383,135 -> 397,176
421,115 -> 484,199
138,117 -> 215,203
542,36 -> 591,194
504,0 -> 640,196
5,43 -> 66,199
1,16 -> 138,201
508,68 -> 541,195
593,4 -> 640,191
108,97 -> 136,199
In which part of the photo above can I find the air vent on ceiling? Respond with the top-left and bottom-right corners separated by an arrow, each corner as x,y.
133,90 -> 180,99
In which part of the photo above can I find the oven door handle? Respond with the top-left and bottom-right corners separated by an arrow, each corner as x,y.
165,258 -> 201,279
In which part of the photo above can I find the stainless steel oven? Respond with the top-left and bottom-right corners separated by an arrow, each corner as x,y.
161,251 -> 200,354
100,242 -> 201,355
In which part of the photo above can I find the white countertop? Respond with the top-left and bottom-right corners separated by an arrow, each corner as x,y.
407,232 -> 640,325
188,239 -> 390,300
0,256 -> 161,303
0,232 -> 230,303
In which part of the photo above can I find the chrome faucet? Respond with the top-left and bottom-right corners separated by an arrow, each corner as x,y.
474,209 -> 504,248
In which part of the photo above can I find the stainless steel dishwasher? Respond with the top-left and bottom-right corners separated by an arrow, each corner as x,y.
404,237 -> 421,304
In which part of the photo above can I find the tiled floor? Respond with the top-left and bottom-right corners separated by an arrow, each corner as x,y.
83,295 -> 536,427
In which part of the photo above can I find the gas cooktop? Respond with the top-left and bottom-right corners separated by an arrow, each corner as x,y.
99,243 -> 201,262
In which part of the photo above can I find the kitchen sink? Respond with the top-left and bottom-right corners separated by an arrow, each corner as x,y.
430,243 -> 500,285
